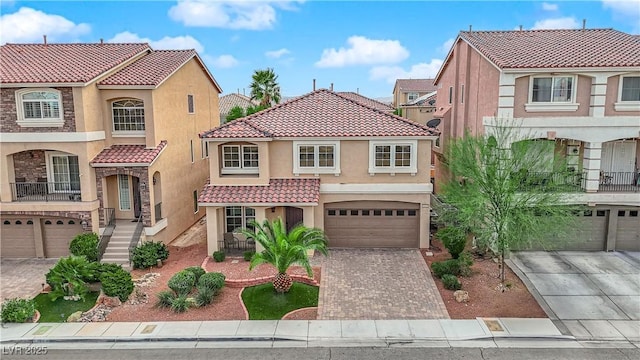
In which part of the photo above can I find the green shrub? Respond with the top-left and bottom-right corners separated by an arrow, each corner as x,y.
198,272 -> 226,293
442,274 -> 462,290
457,252 -> 474,277
131,241 -> 169,269
167,270 -> 196,297
243,251 -> 255,261
0,298 -> 36,323
99,266 -> 134,302
212,251 -> 225,262
69,232 -> 99,262
99,262 -> 123,274
431,259 -> 461,278
437,226 -> 467,259
46,256 -> 98,301
184,266 -> 205,282
156,290 -> 176,308
195,286 -> 215,307
170,295 -> 191,313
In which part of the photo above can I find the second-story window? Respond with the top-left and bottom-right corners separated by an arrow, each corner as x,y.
222,145 -> 258,174
407,92 -> 419,102
112,99 -> 145,132
620,76 -> 640,102
293,141 -> 341,175
369,140 -> 417,175
16,89 -> 63,127
187,94 -> 195,114
531,76 -> 574,103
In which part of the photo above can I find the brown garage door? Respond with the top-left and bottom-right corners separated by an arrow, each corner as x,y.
324,201 -> 419,248
616,209 -> 640,251
1,217 -> 36,258
42,218 -> 84,258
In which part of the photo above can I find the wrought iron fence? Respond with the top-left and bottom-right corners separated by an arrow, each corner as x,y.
11,181 -> 81,201
97,208 -> 116,261
217,232 -> 256,255
599,172 -> 640,192
514,171 -> 586,192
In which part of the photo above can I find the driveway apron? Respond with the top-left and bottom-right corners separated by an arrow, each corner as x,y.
318,249 -> 449,320
0,258 -> 58,300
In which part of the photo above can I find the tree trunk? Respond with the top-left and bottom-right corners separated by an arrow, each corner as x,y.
273,272 -> 293,293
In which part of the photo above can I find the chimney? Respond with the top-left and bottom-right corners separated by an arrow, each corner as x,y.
43,35 -> 47,45
313,79 -> 316,91
582,19 -> 586,30
330,83 -> 333,91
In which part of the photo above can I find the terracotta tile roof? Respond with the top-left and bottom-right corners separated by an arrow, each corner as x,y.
219,93 -> 259,115
201,89 -> 436,139
0,43 -> 150,84
199,178 -> 320,204
395,79 -> 437,92
337,92 -> 394,112
90,141 -> 167,166
98,50 -> 196,86
459,28 -> 640,69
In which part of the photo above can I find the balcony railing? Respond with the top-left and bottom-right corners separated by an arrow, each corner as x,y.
10,182 -> 81,202
97,208 -> 116,261
599,172 -> 640,192
154,202 -> 162,221
514,171 -> 586,192
218,232 -> 256,255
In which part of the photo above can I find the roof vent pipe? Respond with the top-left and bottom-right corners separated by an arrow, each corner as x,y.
519,25 -> 523,31
100,38 -> 104,45
582,19 -> 586,30
313,79 -> 316,91
43,35 -> 47,45
469,25 -> 472,32
330,83 -> 333,91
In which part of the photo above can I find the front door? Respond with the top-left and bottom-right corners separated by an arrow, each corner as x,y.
285,207 -> 304,232
132,176 -> 141,219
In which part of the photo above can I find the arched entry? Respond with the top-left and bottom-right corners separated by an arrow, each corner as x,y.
152,171 -> 162,221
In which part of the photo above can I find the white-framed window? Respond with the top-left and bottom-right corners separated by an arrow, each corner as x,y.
15,88 -> 63,127
201,140 -> 209,159
221,145 -> 259,174
407,92 -> 419,102
225,206 -> 255,232
118,174 -> 131,211
293,141 -> 341,175
45,151 -> 80,193
368,140 -> 418,175
615,75 -> 640,111
187,94 -> 195,114
526,75 -> 578,112
112,99 -> 145,134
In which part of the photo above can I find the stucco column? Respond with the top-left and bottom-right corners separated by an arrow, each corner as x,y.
206,206 -> 220,255
420,203 -> 430,249
583,142 -> 602,193
589,74 -> 607,117
253,206 -> 268,252
1,154 -> 14,202
302,206 -> 316,257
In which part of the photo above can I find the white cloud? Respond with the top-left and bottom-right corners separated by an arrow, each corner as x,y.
265,48 -> 290,58
370,60 -> 444,84
541,2 -> 558,11
168,0 -> 302,30
602,0 -> 640,31
437,38 -> 455,55
531,17 -> 580,30
315,36 -> 409,68
204,54 -> 239,68
0,7 -> 90,44
108,31 -> 204,53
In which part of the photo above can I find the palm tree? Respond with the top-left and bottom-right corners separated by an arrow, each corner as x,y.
249,68 -> 281,107
240,218 -> 328,293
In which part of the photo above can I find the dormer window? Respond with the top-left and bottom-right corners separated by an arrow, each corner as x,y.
526,75 -> 578,112
15,89 -> 63,127
615,75 -> 640,111
221,145 -> 258,174
112,99 -> 145,134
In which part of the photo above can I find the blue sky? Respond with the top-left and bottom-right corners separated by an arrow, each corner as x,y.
1,1 -> 639,99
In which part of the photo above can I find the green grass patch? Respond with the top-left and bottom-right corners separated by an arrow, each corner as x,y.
241,282 -> 318,320
33,292 -> 99,322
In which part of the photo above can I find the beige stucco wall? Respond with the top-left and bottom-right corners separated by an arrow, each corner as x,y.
402,106 -> 435,125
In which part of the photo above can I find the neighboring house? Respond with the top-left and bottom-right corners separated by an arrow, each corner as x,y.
199,89 -> 437,255
337,92 -> 394,113
432,28 -> 640,251
400,91 -> 438,125
392,79 -> 437,109
219,93 -> 257,123
0,42 -> 222,259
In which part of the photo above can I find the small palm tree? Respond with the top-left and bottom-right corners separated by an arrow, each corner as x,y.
240,218 -> 328,293
249,68 -> 281,107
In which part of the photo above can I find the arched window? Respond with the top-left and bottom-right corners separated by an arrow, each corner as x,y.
56,220 -> 64,225
15,220 -> 22,225
112,99 -> 145,132
15,89 -> 63,127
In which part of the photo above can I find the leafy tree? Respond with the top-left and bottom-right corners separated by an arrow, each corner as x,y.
245,104 -> 268,116
393,108 -> 403,116
437,120 -> 581,283
240,218 -> 328,293
249,68 -> 281,107
225,105 -> 245,122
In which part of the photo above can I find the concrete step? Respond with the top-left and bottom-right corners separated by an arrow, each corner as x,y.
103,253 -> 129,258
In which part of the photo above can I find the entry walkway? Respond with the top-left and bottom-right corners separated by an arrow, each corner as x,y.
318,249 -> 449,320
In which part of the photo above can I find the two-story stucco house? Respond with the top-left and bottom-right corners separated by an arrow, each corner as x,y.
432,28 -> 640,251
0,42 -> 222,259
199,89 -> 437,254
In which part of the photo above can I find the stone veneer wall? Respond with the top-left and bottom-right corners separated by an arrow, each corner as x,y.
0,87 -> 76,132
12,150 -> 47,181
95,167 -> 151,227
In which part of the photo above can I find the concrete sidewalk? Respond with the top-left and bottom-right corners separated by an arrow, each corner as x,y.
2,318 -> 619,349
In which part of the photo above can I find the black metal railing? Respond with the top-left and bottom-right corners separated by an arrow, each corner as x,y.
154,202 -> 162,221
514,171 -> 586,192
10,182 -> 81,201
218,232 -> 256,255
97,208 -> 116,261
128,216 -> 145,267
599,172 -> 640,192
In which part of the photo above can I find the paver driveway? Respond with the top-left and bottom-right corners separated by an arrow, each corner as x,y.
318,249 -> 449,320
0,258 -> 58,300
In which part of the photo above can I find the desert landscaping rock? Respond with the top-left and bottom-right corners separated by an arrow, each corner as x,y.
454,290 -> 469,303
67,311 -> 83,322
79,304 -> 113,322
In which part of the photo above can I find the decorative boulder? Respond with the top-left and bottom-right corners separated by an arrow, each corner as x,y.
98,294 -> 122,308
67,311 -> 83,322
454,290 -> 469,303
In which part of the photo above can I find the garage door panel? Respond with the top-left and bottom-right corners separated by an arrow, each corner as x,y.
1,218 -> 36,258
43,218 -> 83,258
516,210 -> 607,251
616,210 -> 640,251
